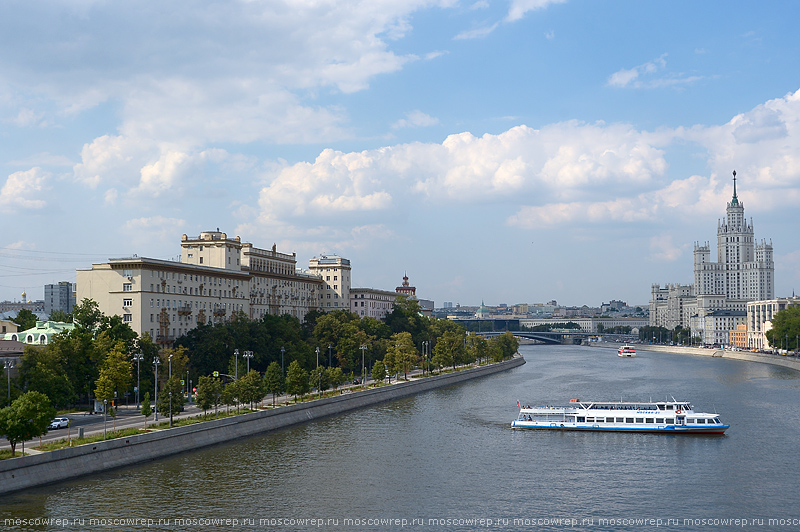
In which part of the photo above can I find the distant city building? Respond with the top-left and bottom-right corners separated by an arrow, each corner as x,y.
350,288 -> 398,320
3,320 -> 75,345
746,296 -> 800,350
77,230 -> 348,345
729,323 -> 747,349
44,281 -> 76,316
395,273 -> 416,298
520,317 -> 649,334
651,172 -> 774,343
0,320 -> 18,335
0,291 -> 45,313
308,254 -> 351,310
443,302 -> 454,308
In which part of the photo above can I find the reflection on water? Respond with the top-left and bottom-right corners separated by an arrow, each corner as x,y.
2,345 -> 800,531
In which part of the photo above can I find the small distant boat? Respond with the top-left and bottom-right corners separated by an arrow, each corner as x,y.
512,400 -> 729,434
618,345 -> 636,357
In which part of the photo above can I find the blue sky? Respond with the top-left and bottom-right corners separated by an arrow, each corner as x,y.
1,0 -> 799,308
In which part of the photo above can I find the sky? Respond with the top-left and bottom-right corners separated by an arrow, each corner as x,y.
1,0 -> 800,309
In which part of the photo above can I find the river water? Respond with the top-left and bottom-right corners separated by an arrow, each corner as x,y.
2,345 -> 800,531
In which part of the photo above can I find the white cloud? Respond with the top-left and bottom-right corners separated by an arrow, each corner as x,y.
0,168 -> 50,212
121,216 -> 187,248
607,54 -> 701,89
454,23 -> 499,40
507,0 -> 568,22
392,110 -> 440,129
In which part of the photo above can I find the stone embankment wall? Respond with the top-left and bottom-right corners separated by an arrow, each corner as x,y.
0,356 -> 525,495
590,343 -> 800,371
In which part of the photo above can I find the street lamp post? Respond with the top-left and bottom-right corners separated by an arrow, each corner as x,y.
234,349 -> 240,381
243,351 -> 253,373
169,391 -> 173,428
4,359 -> 14,405
360,344 -> 366,388
281,346 -> 285,376
169,354 -> 173,380
328,344 -> 332,367
153,357 -> 161,421
103,399 -> 108,439
133,353 -> 144,409
315,347 -> 320,398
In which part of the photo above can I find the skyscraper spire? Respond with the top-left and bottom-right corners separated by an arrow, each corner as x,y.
731,170 -> 738,205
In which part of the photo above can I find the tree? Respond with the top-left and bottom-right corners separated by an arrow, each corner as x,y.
156,376 -> 184,419
328,367 -> 345,390
238,370 -> 264,409
221,381 -> 239,413
12,309 -> 37,332
141,392 -> 152,429
264,362 -> 284,407
766,306 -> 800,350
386,332 -> 418,380
49,309 -> 72,323
0,391 -> 55,456
285,360 -> 309,401
492,332 -> 519,360
309,366 -> 330,396
432,330 -> 464,371
467,334 -> 491,366
17,344 -> 76,408
196,375 -> 222,418
94,342 -> 132,407
371,360 -> 386,384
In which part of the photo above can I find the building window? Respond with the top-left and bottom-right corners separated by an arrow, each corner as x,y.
123,298 -> 133,307
123,314 -> 132,323
123,283 -> 132,292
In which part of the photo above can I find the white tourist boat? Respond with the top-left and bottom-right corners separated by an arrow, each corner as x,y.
511,399 -> 729,434
618,345 -> 636,357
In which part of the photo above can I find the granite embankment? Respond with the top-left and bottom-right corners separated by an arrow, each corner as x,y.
0,356 -> 525,495
590,342 -> 800,371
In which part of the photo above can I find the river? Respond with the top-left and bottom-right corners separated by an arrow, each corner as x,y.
2,344 -> 800,531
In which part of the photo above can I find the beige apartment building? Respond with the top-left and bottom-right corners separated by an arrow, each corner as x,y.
746,296 -> 800,350
77,231 -> 331,345
350,288 -> 398,319
307,254 -> 351,311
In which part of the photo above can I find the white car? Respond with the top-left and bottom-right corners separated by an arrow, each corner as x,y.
49,417 -> 69,429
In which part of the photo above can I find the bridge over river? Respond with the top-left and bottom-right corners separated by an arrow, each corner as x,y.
477,330 -> 592,345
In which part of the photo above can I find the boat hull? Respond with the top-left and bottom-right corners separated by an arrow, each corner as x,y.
511,421 -> 729,434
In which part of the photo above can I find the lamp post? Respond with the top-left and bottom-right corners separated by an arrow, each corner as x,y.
315,347 -> 320,398
169,354 -> 173,380
234,349 -> 240,381
4,359 -> 13,405
103,399 -> 108,439
360,344 -> 366,388
328,344 -> 332,367
169,391 -> 173,428
280,346 -> 285,376
243,351 -> 253,373
133,353 -> 144,409
153,357 -> 161,421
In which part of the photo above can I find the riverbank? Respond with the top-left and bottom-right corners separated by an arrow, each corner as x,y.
0,355 -> 525,495
588,342 -> 800,372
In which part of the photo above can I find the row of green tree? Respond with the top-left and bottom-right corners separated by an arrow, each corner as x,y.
4,298 -> 519,412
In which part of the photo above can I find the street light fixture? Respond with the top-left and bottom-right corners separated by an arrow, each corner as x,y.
169,391 -> 173,428
103,399 -> 108,439
315,347 -> 320,398
328,344 -> 332,367
234,349 -> 240,381
360,344 -> 367,389
280,346 -> 285,376
133,353 -> 144,409
243,351 -> 254,373
169,354 -> 173,380
153,357 -> 161,421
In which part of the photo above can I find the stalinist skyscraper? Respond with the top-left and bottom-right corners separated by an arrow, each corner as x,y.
651,171 -> 774,336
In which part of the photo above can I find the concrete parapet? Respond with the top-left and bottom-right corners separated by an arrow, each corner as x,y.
0,356 -> 524,495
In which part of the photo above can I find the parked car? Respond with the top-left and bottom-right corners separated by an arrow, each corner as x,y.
49,417 -> 70,429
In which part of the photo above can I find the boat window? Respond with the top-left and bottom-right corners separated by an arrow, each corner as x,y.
616,417 -> 624,422
714,418 -> 721,424
656,418 -> 664,424
635,418 -> 644,423
586,417 -> 594,422
697,419 -> 705,424
687,419 -> 695,423
666,418 -> 675,424
577,417 -> 585,422
646,418 -> 654,424
657,404 -> 665,410
625,418 -> 634,423
666,404 -> 673,410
